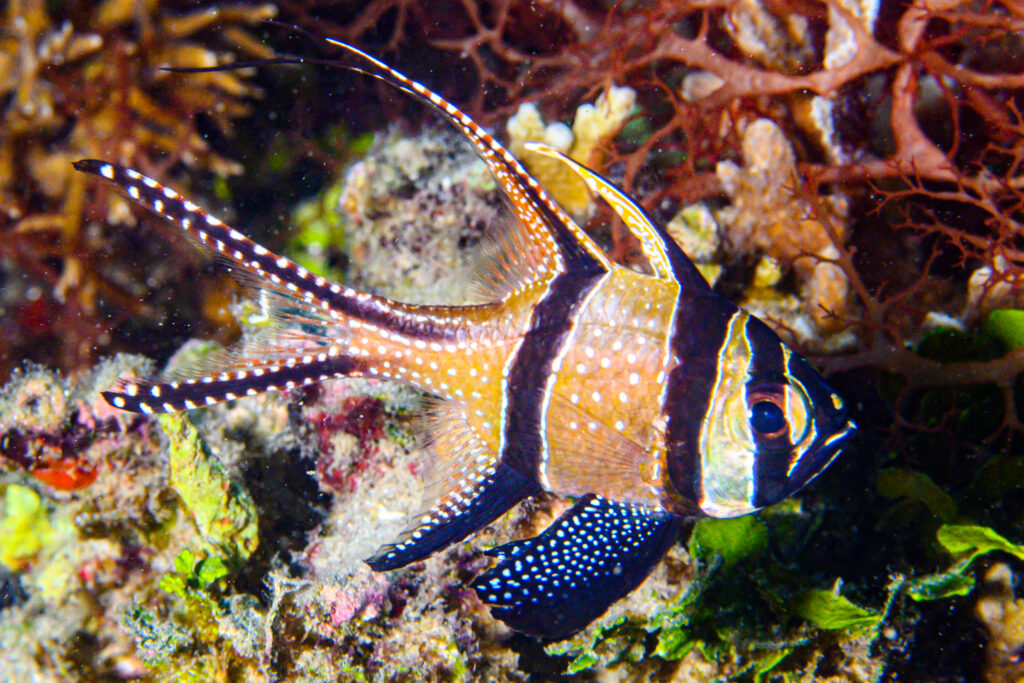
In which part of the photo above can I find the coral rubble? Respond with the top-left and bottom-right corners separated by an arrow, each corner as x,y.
715,118 -> 851,339
506,86 -> 637,217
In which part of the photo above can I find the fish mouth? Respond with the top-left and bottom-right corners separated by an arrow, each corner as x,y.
789,418 -> 856,477
754,419 -> 856,509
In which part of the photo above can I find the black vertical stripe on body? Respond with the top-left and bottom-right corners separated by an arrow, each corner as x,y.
499,270 -> 606,478
662,292 -> 739,514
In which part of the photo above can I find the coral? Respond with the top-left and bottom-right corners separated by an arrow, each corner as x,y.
0,360 -> 145,489
159,412 -> 259,565
0,484 -> 74,574
975,563 -> 1024,682
715,118 -> 851,337
506,85 -> 637,216
292,128 -> 504,305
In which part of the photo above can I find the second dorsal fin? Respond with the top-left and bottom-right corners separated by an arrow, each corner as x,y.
524,142 -> 709,292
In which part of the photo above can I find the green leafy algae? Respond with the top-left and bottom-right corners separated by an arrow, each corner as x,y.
130,546 -> 262,680
937,524 -> 1024,562
877,468 -> 957,523
159,547 -> 230,600
982,308 -> 1024,351
159,413 -> 258,564
689,515 -> 769,568
906,524 -> 1024,602
793,590 -> 882,632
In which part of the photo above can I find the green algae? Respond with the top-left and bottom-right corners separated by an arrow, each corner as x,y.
289,180 -> 350,281
159,547 -> 230,600
907,525 -> 1024,603
877,468 -> 957,523
793,589 -> 882,632
983,308 -> 1024,351
0,484 -> 57,571
0,484 -> 81,604
159,412 -> 258,565
689,515 -> 770,569
128,546 -> 267,680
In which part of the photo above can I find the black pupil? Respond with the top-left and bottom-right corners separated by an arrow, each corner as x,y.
750,401 -> 786,434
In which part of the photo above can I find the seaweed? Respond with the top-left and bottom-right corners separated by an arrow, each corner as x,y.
0,0 -> 274,380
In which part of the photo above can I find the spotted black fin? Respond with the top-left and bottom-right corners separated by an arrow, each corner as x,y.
472,495 -> 683,639
367,464 -> 539,571
101,286 -> 370,413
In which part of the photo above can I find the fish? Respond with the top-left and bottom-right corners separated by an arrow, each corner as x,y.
74,38 -> 855,640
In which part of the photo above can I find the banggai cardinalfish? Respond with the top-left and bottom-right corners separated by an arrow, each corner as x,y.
75,37 -> 854,639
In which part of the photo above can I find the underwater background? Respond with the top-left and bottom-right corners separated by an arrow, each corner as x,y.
2,0 -> 1024,680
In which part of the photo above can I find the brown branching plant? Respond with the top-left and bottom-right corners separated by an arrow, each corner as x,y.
0,0 -> 275,379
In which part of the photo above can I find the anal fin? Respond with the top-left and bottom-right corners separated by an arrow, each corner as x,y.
366,402 -> 540,571
366,463 -> 538,570
471,495 -> 683,639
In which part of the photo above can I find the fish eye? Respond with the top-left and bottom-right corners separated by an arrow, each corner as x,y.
749,400 -> 786,435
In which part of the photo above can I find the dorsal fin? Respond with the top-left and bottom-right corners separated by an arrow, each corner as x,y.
524,142 -> 709,292
319,39 -> 611,278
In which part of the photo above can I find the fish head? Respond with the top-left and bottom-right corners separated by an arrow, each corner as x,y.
694,312 -> 854,518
